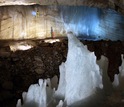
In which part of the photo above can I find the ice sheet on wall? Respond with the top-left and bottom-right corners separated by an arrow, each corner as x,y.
59,6 -> 124,40
59,6 -> 102,40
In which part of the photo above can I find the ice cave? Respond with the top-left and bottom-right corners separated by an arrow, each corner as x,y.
0,0 -> 124,107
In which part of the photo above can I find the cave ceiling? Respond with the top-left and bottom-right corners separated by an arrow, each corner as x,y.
0,0 -> 123,15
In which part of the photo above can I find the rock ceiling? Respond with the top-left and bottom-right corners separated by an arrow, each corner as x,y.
0,0 -> 123,15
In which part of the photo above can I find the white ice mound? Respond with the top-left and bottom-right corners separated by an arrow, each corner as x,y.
16,79 -> 55,107
56,33 -> 103,106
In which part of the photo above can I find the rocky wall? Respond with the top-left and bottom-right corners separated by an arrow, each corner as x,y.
0,5 -> 124,40
0,5 -> 64,40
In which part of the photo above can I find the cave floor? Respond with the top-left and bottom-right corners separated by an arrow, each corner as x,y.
0,38 -> 124,107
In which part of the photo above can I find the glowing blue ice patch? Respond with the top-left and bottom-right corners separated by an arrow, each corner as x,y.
32,11 -> 36,16
60,6 -> 103,40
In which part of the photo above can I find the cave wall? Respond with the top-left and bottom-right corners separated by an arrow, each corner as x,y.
0,5 -> 124,40
99,9 -> 124,40
109,0 -> 124,15
0,5 -> 64,39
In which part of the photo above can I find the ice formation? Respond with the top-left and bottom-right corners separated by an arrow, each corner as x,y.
56,100 -> 64,107
51,75 -> 58,89
16,79 -> 55,107
56,33 -> 103,106
97,55 -> 113,95
16,31 -> 124,107
55,62 -> 66,99
113,54 -> 124,91
17,33 -> 104,107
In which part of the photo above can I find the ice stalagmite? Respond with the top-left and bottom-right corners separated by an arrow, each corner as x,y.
56,100 -> 64,107
55,62 -> 66,99
16,79 -> 55,107
17,33 -> 104,107
65,33 -> 103,105
97,55 -> 112,94
56,33 -> 103,106
113,54 -> 124,91
118,54 -> 124,91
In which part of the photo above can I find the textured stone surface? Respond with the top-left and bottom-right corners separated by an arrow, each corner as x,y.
0,0 -> 123,15
0,6 -> 64,40
109,0 -> 124,15
0,5 -> 124,40
0,0 -> 123,16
